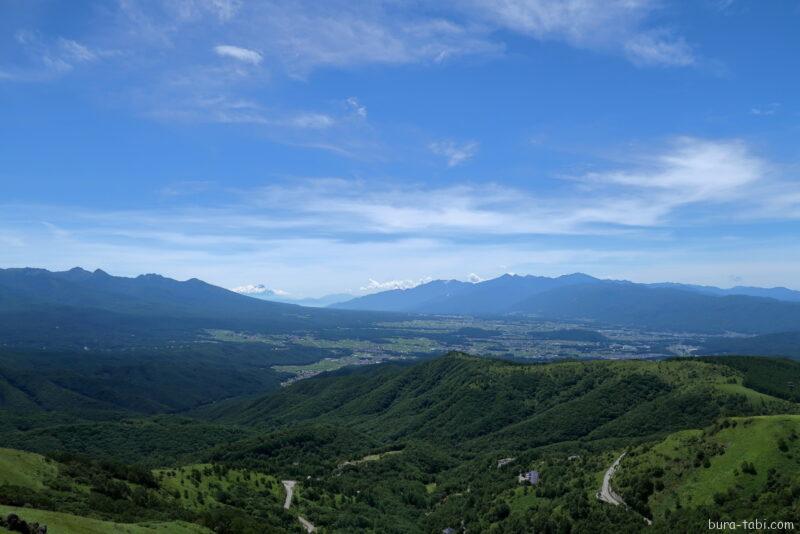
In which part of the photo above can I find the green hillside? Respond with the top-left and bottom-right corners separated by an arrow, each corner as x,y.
615,415 -> 800,529
701,355 -> 800,402
195,353 -> 800,532
154,463 -> 284,512
2,353 -> 799,532
0,448 -> 57,490
0,447 -> 300,533
222,353 -> 795,445
0,506 -> 209,534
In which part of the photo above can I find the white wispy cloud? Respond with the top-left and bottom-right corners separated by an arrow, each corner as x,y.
0,232 -> 25,247
585,137 -> 763,204
346,97 -> 367,118
6,138 -> 779,249
467,273 -> 484,283
152,0 -> 242,23
624,31 -> 695,67
206,0 -> 242,21
2,138 -> 796,293
58,38 -> 99,63
429,140 -> 479,167
231,283 -> 289,296
239,4 -> 502,76
464,0 -> 697,68
288,113 -> 335,129
214,44 -> 263,64
1,32 -> 108,81
360,277 -> 433,292
750,102 -> 780,116
249,137 -> 785,234
1,0 -> 703,164
108,0 -> 697,77
146,93 -> 343,134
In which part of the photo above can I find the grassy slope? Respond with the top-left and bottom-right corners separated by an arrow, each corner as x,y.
0,447 -> 295,533
0,448 -> 57,490
701,355 -> 800,402
617,415 -> 800,517
0,506 -> 209,534
155,463 -> 284,511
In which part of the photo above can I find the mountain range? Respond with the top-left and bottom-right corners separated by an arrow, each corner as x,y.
0,267 -> 382,348
232,284 -> 353,307
3,268 -> 800,342
332,273 -> 800,333
2,267 -> 800,532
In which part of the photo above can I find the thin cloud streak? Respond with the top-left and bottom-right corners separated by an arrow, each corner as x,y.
1,137 -> 798,293
2,137 -> 792,248
214,44 -> 263,64
429,140 -> 479,167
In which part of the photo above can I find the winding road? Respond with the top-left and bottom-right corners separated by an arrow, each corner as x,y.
282,479 -> 316,533
597,453 -> 652,526
282,480 -> 296,509
598,453 -> 626,506
298,516 -> 315,532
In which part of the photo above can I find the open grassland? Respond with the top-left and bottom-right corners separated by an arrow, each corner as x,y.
0,506 -> 209,534
661,416 -> 800,509
155,463 -> 283,511
0,448 -> 57,490
617,415 -> 800,518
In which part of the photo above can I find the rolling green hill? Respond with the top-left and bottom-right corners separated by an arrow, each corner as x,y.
615,415 -> 800,530
218,353 -> 796,445
0,506 -> 210,534
0,448 -> 57,490
0,448 -> 299,533
193,354 -> 800,531
2,353 -> 799,532
0,346 -> 283,418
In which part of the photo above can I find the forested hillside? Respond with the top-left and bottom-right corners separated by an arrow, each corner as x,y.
1,353 -> 799,532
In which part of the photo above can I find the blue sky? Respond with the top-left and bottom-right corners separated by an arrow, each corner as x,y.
1,0 -> 799,296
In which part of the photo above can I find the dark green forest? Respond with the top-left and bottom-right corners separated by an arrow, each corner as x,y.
2,352 -> 799,532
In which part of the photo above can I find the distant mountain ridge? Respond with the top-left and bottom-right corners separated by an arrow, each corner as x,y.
3,267 -> 800,339
0,267 -> 295,317
236,287 -> 353,308
648,281 -> 800,302
331,273 -> 602,314
0,267 -> 381,348
332,273 -> 800,334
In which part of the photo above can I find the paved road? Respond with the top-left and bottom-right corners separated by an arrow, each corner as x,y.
598,453 -> 626,505
282,479 -> 316,532
282,480 -> 296,509
298,516 -> 316,533
598,453 -> 653,525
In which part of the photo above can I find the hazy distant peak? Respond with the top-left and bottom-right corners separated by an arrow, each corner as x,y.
137,273 -> 166,280
557,273 -> 598,282
231,284 -> 289,297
